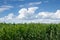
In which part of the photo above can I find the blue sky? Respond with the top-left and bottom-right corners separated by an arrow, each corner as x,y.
0,0 -> 60,23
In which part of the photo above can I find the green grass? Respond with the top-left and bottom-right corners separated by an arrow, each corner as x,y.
0,23 -> 60,40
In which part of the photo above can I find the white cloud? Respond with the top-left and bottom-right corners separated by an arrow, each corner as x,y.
36,12 -> 53,18
36,10 -> 60,19
0,13 -> 14,22
17,7 -> 38,19
0,5 -> 13,12
6,13 -> 14,20
0,8 -> 9,12
2,19 -> 60,24
17,8 -> 27,19
0,7 -> 60,23
15,9 -> 60,23
29,1 -> 42,6
28,7 -> 38,13
52,10 -> 60,18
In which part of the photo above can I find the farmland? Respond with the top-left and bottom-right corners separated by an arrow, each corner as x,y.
0,23 -> 60,40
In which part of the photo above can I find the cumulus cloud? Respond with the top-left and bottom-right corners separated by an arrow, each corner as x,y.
0,7 -> 60,23
17,7 -> 38,19
36,12 -> 53,19
0,13 -> 14,22
5,13 -> 14,20
16,9 -> 60,23
52,10 -> 60,18
36,10 -> 60,19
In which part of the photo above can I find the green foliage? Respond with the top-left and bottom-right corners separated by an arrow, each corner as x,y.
0,23 -> 60,40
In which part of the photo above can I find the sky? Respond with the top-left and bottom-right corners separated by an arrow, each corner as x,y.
0,0 -> 60,23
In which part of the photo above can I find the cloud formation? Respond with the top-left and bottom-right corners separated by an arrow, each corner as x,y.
36,12 -> 53,19
17,7 -> 38,19
36,10 -> 60,19
0,13 -> 14,22
53,10 -> 60,18
0,7 -> 60,23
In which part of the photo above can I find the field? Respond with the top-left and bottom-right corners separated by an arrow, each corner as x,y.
0,23 -> 60,40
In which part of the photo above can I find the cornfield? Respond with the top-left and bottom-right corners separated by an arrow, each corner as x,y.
0,23 -> 60,40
